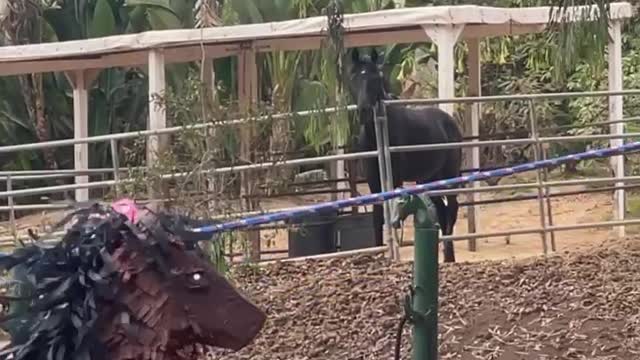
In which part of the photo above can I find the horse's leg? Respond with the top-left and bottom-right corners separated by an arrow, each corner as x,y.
429,195 -> 448,235
372,203 -> 384,247
445,195 -> 459,236
429,196 -> 454,262
442,195 -> 459,263
367,169 -> 384,247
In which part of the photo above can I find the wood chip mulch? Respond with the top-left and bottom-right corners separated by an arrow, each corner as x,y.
211,238 -> 640,359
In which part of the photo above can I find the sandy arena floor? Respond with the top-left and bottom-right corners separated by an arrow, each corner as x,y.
255,182 -> 619,263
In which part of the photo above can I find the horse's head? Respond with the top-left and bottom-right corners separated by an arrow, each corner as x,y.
102,209 -> 266,359
349,48 -> 386,110
0,202 -> 266,360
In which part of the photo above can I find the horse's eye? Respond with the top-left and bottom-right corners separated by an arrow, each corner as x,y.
185,271 -> 209,290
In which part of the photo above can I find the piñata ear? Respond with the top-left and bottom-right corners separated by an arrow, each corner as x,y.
111,198 -> 139,223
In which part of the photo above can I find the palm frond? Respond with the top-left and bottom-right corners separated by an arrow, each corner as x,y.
194,0 -> 222,28
547,0 -> 612,81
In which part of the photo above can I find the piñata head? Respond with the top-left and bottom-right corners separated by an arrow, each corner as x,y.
0,199 -> 265,360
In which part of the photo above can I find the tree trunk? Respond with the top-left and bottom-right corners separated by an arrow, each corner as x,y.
32,73 -> 57,170
3,0 -> 57,170
267,86 -> 293,193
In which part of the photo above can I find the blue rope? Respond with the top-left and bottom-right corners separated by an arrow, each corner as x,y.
192,141 -> 640,234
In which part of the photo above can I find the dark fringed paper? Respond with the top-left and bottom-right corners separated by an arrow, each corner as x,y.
0,201 -> 265,360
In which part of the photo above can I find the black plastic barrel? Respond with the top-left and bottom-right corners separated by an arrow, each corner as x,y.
335,212 -> 376,251
287,211 -> 338,257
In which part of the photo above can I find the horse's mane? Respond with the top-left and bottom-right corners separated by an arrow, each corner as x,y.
0,203 -> 210,360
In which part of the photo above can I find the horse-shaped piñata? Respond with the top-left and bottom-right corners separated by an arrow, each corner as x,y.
0,199 -> 265,360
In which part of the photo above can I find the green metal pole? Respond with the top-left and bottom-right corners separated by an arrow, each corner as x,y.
412,196 -> 439,360
392,194 -> 439,360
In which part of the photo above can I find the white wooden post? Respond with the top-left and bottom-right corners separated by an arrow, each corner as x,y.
422,25 -> 464,115
66,69 -> 100,202
608,20 -> 625,238
238,46 -> 261,261
422,24 -> 464,245
465,38 -> 481,251
201,57 -> 218,213
147,49 -> 167,167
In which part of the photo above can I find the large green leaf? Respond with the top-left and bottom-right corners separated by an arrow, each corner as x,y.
292,79 -> 330,151
125,0 -> 176,14
89,0 -> 118,38
124,5 -> 148,33
169,0 -> 195,27
43,7 -> 83,41
213,57 -> 236,102
256,0 -> 291,21
0,108 -> 32,135
89,89 -> 112,167
146,6 -> 183,30
228,0 -> 263,23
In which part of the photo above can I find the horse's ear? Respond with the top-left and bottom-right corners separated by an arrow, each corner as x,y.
351,48 -> 360,65
370,48 -> 383,65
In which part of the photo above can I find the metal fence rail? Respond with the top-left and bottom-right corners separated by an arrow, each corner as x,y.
190,141 -> 640,232
0,173 -> 638,226
0,89 -> 639,260
0,105 -> 359,154
0,131 -> 637,201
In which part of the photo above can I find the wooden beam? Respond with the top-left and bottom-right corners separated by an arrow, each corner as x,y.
0,24 -> 557,77
255,24 -> 548,53
0,45 -> 238,77
422,24 -> 465,115
461,24 -> 547,39
163,44 -> 240,64
0,2 -> 632,76
0,24 -> 549,77
465,38 -> 481,252
608,20 -> 625,238
65,69 -> 101,202
237,46 -> 261,262
147,49 -> 167,173
0,52 -> 148,76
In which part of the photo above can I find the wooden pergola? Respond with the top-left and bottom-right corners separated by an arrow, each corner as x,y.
0,2 -> 633,244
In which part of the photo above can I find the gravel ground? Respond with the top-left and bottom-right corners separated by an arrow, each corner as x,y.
212,238 -> 640,360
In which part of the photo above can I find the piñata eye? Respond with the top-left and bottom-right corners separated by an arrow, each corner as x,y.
185,271 -> 209,290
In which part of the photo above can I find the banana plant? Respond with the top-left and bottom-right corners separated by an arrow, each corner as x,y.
224,0 -> 324,163
0,0 -> 61,170
0,0 -> 196,174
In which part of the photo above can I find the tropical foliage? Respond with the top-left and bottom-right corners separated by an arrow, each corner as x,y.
0,0 -> 636,182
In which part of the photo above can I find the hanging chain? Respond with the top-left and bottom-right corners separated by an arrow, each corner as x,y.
326,0 -> 345,92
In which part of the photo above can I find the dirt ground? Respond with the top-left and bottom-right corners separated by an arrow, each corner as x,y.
1,175 -> 636,359
211,236 -> 640,360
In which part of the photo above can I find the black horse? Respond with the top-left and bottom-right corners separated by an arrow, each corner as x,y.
348,48 -> 463,263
